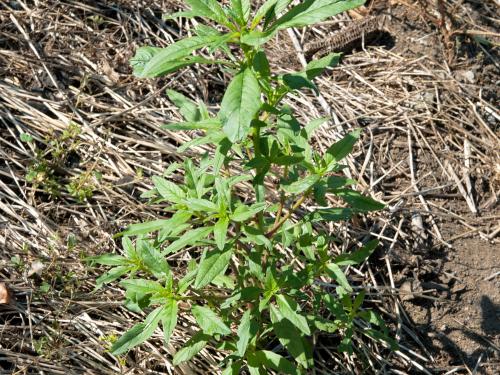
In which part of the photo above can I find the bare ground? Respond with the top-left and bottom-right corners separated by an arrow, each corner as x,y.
0,0 -> 499,374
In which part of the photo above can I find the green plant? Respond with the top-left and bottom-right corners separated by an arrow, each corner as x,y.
92,1 -> 396,373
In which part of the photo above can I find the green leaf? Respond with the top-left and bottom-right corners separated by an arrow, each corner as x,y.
117,210 -> 192,238
220,67 -> 261,143
138,35 -> 224,78
177,131 -> 226,153
222,361 -> 242,375
270,305 -> 314,368
251,0 -> 291,28
138,241 -> 171,280
334,189 -> 385,211
194,248 -> 233,288
162,226 -> 213,255
192,305 -> 231,335
214,216 -> 229,250
304,52 -> 341,79
129,46 -> 163,76
325,263 -> 353,292
252,51 -> 271,79
247,350 -> 298,375
236,309 -> 259,356
334,240 -> 378,266
163,10 -> 198,20
307,207 -> 353,222
275,294 -> 310,335
163,119 -> 222,131
152,176 -> 185,203
87,254 -> 127,266
230,202 -> 266,222
161,299 -> 178,346
120,279 -> 164,295
184,198 -> 219,213
184,0 -> 233,28
172,332 -> 211,366
323,129 -> 361,169
111,306 -> 164,355
272,0 -> 365,30
231,0 -> 251,25
282,174 -> 319,194
166,89 -> 201,122
95,265 -> 130,289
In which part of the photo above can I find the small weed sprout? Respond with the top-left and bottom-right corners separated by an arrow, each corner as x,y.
92,1 -> 396,373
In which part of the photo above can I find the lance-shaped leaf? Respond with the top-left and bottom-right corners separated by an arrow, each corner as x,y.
192,305 -> 231,335
161,299 -> 178,346
247,350 -> 298,375
194,248 -> 234,288
334,189 -> 385,211
162,226 -> 213,255
111,306 -> 164,355
231,0 -> 251,25
220,68 -> 261,142
323,128 -> 361,169
166,89 -> 202,122
214,216 -> 229,250
184,0 -> 233,28
137,35 -> 225,78
236,309 -> 259,356
325,263 -> 353,292
275,294 -> 310,335
172,332 -> 211,365
334,239 -> 378,266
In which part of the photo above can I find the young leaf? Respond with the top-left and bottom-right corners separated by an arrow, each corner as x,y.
325,263 -> 353,292
129,46 -> 163,76
138,35 -> 225,78
161,298 -> 178,346
271,0 -> 365,30
184,0 -> 233,28
163,119 -> 222,131
220,68 -> 261,143
95,265 -> 130,289
282,174 -> 319,195
270,305 -> 314,368
87,254 -> 127,266
334,239 -> 378,266
111,306 -> 164,355
306,207 -> 353,222
247,350 -> 298,375
236,309 -> 259,356
334,189 -> 385,211
192,305 -> 231,335
323,129 -> 361,169
120,279 -> 164,295
152,176 -> 185,203
138,241 -> 171,280
117,210 -> 192,238
275,294 -> 311,335
214,216 -> 229,250
251,0 -> 292,28
162,226 -> 213,255
252,51 -> 271,79
231,0 -> 251,25
183,198 -> 219,213
166,89 -> 202,122
172,332 -> 211,366
194,248 -> 233,289
230,202 -> 266,222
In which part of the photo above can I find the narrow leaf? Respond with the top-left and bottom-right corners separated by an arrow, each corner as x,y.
237,309 -> 258,356
335,189 -> 385,211
334,240 -> 378,266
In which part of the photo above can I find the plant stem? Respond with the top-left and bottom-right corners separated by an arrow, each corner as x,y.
265,189 -> 311,238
